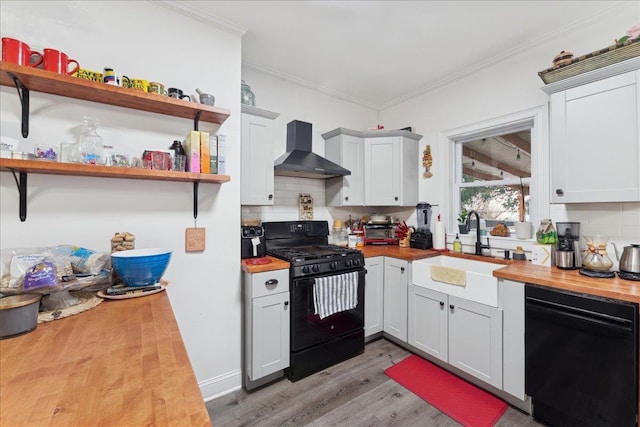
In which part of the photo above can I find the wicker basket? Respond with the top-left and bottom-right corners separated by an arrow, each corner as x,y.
538,37 -> 640,84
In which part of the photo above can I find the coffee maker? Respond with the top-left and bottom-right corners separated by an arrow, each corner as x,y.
555,222 -> 581,269
410,202 -> 433,249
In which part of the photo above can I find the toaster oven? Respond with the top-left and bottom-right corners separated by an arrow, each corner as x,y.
363,224 -> 396,245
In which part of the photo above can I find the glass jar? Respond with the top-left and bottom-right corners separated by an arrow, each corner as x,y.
241,80 -> 255,106
78,117 -> 104,165
536,219 -> 558,244
102,145 -> 114,166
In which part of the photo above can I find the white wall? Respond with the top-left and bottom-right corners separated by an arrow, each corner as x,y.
0,1 -> 243,399
380,2 -> 640,253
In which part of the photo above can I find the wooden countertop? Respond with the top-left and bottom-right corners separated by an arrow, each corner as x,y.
241,256 -> 289,274
358,245 -> 442,261
0,292 -> 211,427
493,260 -> 640,304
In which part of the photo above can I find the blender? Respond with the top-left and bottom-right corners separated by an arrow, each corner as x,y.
410,202 -> 433,249
555,222 -> 581,270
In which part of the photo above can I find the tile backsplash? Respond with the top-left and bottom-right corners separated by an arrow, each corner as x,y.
241,176 -> 414,225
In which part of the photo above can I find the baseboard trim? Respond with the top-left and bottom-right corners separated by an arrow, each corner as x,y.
200,369 -> 242,402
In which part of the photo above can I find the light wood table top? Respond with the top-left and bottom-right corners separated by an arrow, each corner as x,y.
0,291 -> 211,427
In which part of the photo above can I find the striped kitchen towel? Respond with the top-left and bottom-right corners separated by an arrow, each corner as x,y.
313,271 -> 358,319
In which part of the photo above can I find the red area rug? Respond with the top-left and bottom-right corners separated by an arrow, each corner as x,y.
385,355 -> 507,427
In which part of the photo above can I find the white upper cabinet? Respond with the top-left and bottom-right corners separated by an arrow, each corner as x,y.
241,105 -> 280,205
322,128 -> 421,206
545,60 -> 640,203
324,131 -> 365,206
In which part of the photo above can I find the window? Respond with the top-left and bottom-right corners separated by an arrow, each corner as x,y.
456,130 -> 531,230
444,107 -> 547,235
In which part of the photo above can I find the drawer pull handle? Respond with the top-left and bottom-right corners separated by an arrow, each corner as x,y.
555,189 -> 564,196
265,279 -> 278,286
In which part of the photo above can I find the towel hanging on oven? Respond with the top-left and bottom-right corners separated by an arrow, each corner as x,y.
313,271 -> 358,319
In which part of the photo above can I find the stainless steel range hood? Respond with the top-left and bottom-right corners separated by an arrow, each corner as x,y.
274,120 -> 350,179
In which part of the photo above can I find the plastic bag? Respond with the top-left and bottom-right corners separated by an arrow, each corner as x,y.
0,246 -> 112,296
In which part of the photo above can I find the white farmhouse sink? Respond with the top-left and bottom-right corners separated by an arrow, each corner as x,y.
412,256 -> 505,307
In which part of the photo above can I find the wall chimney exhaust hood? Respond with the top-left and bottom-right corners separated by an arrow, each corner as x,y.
274,120 -> 351,179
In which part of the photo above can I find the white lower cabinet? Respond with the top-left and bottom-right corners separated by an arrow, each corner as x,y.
383,257 -> 410,342
408,284 -> 503,389
244,269 -> 289,383
364,256 -> 384,337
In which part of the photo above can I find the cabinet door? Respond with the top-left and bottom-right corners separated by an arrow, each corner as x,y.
550,70 -> 640,203
364,256 -> 384,337
408,285 -> 448,362
448,295 -> 503,388
325,134 -> 364,206
241,112 -> 275,205
365,137 -> 401,206
383,257 -> 409,342
500,279 -> 525,400
250,292 -> 290,380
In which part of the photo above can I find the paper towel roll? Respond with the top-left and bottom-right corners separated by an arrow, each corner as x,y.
433,221 -> 446,250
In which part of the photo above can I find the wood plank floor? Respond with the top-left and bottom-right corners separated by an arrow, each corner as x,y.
206,338 -> 542,426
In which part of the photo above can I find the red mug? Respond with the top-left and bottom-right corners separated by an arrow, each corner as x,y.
42,48 -> 79,75
1,37 -> 43,67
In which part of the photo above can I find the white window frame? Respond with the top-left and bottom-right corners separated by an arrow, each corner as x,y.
440,106 -> 549,235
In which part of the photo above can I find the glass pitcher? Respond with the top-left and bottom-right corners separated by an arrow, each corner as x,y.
582,235 -> 614,271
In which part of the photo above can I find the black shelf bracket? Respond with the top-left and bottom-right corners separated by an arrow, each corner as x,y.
194,111 -> 202,131
10,169 -> 28,222
7,72 -> 30,138
193,181 -> 199,219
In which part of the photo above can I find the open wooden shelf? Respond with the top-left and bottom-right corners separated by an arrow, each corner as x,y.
0,62 -> 230,125
0,158 -> 231,183
0,62 -> 233,221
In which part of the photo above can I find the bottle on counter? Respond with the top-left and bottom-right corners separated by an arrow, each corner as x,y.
453,234 -> 462,253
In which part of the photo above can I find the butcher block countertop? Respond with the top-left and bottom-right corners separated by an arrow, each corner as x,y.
0,292 -> 211,427
493,260 -> 640,304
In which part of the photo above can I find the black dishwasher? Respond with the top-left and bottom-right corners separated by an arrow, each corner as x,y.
525,284 -> 638,427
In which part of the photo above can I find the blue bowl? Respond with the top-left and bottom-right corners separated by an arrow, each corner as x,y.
111,248 -> 172,287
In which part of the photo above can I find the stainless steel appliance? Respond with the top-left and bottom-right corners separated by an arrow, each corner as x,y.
525,284 -> 638,426
263,221 -> 365,381
363,223 -> 396,245
555,221 -> 581,270
241,226 -> 265,259
410,202 -> 433,249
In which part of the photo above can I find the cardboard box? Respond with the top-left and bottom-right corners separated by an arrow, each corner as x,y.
184,130 -> 200,173
209,135 -> 218,174
531,244 -> 554,266
217,135 -> 226,174
200,131 -> 210,173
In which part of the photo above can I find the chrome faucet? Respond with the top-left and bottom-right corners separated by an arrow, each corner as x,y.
465,210 -> 490,256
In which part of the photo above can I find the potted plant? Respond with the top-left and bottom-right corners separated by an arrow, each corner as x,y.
457,208 -> 469,234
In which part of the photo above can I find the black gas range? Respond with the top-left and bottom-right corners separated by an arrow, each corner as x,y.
263,220 -> 365,381
268,245 -> 364,277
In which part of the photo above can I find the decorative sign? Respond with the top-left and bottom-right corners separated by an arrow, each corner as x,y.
299,193 -> 313,220
422,144 -> 433,178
